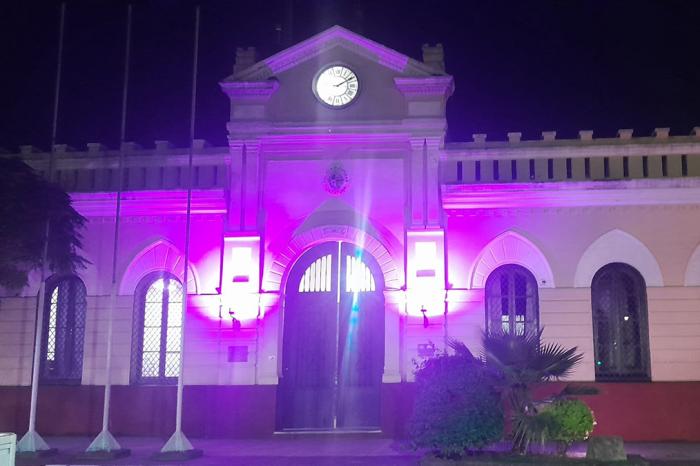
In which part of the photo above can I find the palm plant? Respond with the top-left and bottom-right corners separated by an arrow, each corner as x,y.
482,328 -> 582,411
484,328 -> 583,453
450,328 -> 584,454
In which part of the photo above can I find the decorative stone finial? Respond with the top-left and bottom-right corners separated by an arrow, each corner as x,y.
154,140 -> 173,152
19,145 -> 39,154
507,132 -> 521,143
472,133 -> 487,144
541,131 -> 556,141
192,139 -> 210,150
421,43 -> 445,73
579,130 -> 594,141
617,129 -> 633,140
653,128 -> 670,139
233,47 -> 257,75
120,142 -> 142,153
87,143 -> 107,154
52,144 -> 73,154
693,127 -> 700,137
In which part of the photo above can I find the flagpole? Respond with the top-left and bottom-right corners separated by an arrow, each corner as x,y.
158,5 -> 201,457
85,3 -> 132,456
17,2 -> 66,454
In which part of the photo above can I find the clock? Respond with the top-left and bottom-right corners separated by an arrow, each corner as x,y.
313,65 -> 359,107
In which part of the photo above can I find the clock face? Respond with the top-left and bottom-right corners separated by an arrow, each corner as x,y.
313,65 -> 359,107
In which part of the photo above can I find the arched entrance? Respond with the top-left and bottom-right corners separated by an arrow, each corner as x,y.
277,241 -> 385,431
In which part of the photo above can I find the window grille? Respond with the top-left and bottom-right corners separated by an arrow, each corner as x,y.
299,254 -> 333,293
485,264 -> 539,334
40,275 -> 87,384
345,255 -> 376,293
591,263 -> 651,381
131,273 -> 183,384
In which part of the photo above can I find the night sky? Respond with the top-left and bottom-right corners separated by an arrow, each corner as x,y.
2,0 -> 699,150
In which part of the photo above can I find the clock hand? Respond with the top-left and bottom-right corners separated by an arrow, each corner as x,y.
334,77 -> 356,87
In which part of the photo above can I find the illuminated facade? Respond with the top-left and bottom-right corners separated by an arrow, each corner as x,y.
2,26 -> 700,440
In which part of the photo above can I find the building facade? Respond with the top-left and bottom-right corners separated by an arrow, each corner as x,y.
2,26 -> 700,440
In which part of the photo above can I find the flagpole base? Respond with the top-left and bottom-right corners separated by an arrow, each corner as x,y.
151,430 -> 202,461
16,429 -> 56,455
77,429 -> 130,459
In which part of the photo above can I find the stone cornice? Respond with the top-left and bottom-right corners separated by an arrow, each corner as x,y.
226,118 -> 447,139
71,189 -> 227,217
8,147 -> 230,170
444,138 -> 700,160
222,25 -> 440,82
394,76 -> 455,99
219,80 -> 280,102
442,178 -> 700,210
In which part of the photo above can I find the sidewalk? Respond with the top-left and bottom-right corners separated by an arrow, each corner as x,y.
16,436 -> 421,466
14,436 -> 700,465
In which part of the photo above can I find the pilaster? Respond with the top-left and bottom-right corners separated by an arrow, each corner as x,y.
227,140 -> 261,232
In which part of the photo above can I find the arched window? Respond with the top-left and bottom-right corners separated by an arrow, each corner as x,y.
131,273 -> 183,384
485,264 -> 539,334
591,263 -> 650,381
40,275 -> 87,384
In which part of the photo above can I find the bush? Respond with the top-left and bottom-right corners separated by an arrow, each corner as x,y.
409,351 -> 504,457
539,399 -> 595,454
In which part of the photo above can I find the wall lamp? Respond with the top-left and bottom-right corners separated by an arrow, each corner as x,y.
420,306 -> 429,328
216,286 -> 241,330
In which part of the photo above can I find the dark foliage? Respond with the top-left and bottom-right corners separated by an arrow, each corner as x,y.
0,157 -> 87,290
479,328 -> 585,454
409,349 -> 504,457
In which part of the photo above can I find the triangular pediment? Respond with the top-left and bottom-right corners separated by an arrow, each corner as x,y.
224,25 -> 443,82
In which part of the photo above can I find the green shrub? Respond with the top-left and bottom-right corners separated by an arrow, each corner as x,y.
539,399 -> 595,455
409,351 -> 504,457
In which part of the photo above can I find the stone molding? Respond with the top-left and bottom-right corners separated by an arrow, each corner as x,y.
393,76 -> 454,99
442,179 -> 700,210
225,25 -> 440,82
444,138 -> 700,159
684,243 -> 700,286
219,80 -> 280,102
573,229 -> 664,287
119,239 -> 199,295
263,224 -> 401,292
71,190 -> 227,217
469,230 -> 555,289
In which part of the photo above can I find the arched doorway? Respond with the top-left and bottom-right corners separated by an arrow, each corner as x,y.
277,241 -> 385,431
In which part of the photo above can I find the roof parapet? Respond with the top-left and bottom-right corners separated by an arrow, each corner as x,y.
653,127 -> 670,139
233,47 -> 257,76
53,144 -> 74,154
617,129 -> 634,140
693,127 -> 700,137
120,142 -> 142,154
19,145 -> 40,154
192,139 -> 210,150
579,130 -> 594,141
507,132 -> 521,143
154,140 -> 174,153
422,43 -> 445,73
472,133 -> 487,145
87,143 -> 107,154
541,131 -> 556,142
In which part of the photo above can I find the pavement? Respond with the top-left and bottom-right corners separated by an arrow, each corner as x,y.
13,436 -> 700,466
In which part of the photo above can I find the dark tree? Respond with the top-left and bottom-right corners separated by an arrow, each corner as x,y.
0,157 -> 87,290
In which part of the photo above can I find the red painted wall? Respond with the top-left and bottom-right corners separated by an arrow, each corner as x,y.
1,382 -> 699,441
534,382 -> 700,442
